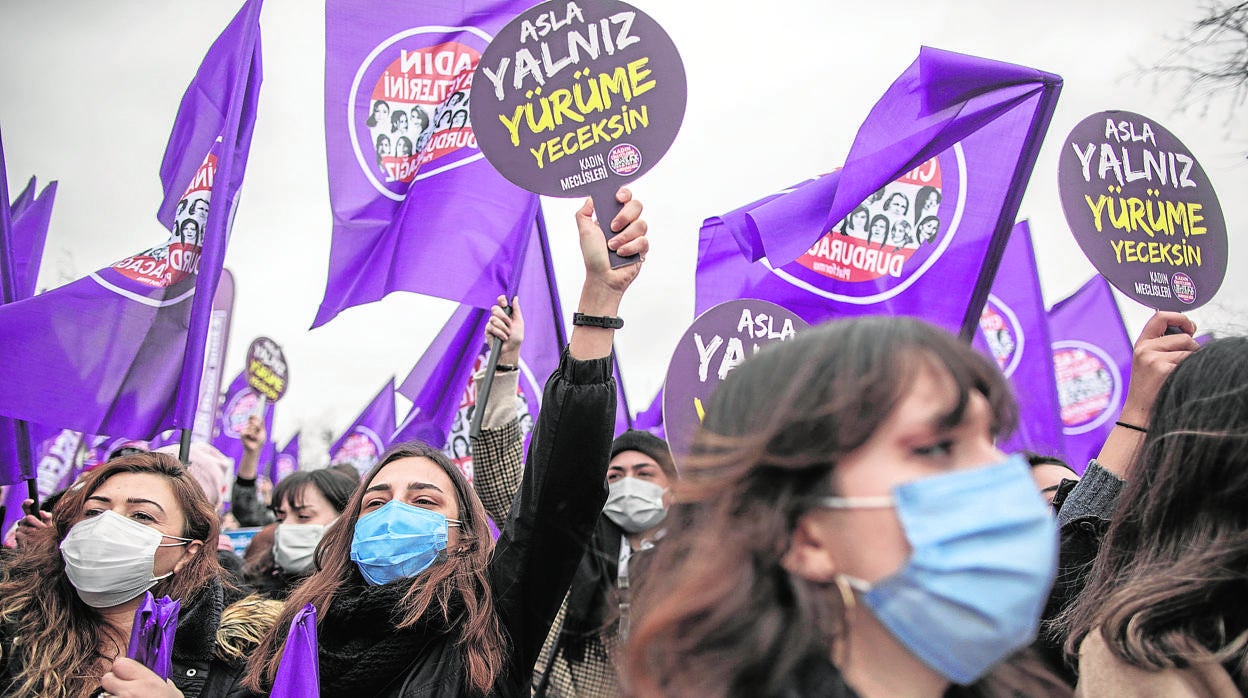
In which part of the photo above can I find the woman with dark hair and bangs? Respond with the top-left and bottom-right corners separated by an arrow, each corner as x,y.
244,187 -> 650,697
1056,314 -> 1248,696
626,316 -> 1069,697
0,452 -> 272,697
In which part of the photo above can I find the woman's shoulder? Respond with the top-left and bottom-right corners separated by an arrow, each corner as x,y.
1075,631 -> 1242,698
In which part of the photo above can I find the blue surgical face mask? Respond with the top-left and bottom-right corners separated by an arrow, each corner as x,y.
816,454 -> 1058,685
350,500 -> 462,586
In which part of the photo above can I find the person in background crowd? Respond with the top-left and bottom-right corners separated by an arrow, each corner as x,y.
0,452 -> 275,697
241,467 -> 357,599
470,294 -> 678,697
155,441 -> 247,590
230,415 -> 275,528
329,461 -> 361,483
243,188 -> 649,697
1052,318 -> 1248,695
1025,452 -> 1080,505
626,316 -> 1069,697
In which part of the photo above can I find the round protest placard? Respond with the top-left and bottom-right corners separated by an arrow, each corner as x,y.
471,0 -> 686,265
245,337 -> 288,402
1058,110 -> 1226,311
662,299 -> 808,465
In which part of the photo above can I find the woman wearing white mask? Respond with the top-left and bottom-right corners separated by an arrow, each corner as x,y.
244,188 -> 650,697
243,468 -> 357,600
626,316 -> 1070,697
0,452 -> 272,698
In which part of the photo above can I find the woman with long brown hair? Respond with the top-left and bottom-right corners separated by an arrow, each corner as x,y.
1060,323 -> 1246,695
0,451 -> 265,697
626,316 -> 1068,697
244,188 -> 650,697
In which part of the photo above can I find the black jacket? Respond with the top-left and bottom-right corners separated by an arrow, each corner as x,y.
315,350 -> 616,697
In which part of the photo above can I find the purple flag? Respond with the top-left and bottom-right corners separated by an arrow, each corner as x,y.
9,176 -> 57,299
271,603 -> 319,698
634,387 -> 665,440
1048,276 -> 1133,473
314,0 -> 541,328
212,370 -> 276,474
126,592 -> 181,682
972,221 -> 1065,457
395,211 -> 560,480
698,47 -> 1061,339
271,432 -> 299,483
330,379 -> 396,478
0,0 -> 263,440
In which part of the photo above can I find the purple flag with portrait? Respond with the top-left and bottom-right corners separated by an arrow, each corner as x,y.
271,432 -> 299,483
1048,276 -> 1133,473
971,221 -> 1065,457
314,0 -> 541,327
698,47 -> 1061,339
127,592 -> 181,682
271,603 -> 319,698
212,370 -> 276,474
0,0 -> 262,440
330,379 -> 396,478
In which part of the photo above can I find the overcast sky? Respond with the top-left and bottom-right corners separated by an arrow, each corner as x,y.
1,0 -> 1244,465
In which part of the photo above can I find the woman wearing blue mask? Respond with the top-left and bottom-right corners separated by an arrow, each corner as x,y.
626,316 -> 1069,697
0,452 -> 274,698
244,188 -> 650,697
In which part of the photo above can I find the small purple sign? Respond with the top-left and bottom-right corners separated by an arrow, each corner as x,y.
662,299 -> 807,465
246,337 -> 288,402
471,0 -> 686,264
1058,110 -> 1227,311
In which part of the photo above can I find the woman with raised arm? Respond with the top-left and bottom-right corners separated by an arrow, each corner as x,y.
244,188 -> 649,697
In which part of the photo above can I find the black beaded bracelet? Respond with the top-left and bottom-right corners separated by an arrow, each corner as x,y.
494,363 -> 518,373
572,312 -> 624,329
1114,420 -> 1148,433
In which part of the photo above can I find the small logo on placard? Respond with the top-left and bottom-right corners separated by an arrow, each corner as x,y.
1172,272 -> 1196,304
608,144 -> 642,176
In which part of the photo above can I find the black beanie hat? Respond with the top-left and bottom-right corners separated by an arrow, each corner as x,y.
609,429 -> 677,479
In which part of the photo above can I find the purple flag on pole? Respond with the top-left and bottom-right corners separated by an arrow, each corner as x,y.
971,221 -> 1065,457
330,379 -> 396,478
270,603 -> 319,698
126,592 -> 181,682
271,432 -> 299,483
395,211 -> 559,480
0,0 -> 263,440
1048,276 -> 1133,473
634,387 -> 665,440
212,370 -> 276,474
314,0 -> 541,327
9,176 -> 57,299
698,47 -> 1061,339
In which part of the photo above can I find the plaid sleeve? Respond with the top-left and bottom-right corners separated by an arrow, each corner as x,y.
471,417 -> 524,524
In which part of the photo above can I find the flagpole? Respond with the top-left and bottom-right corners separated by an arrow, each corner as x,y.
958,76 -> 1063,342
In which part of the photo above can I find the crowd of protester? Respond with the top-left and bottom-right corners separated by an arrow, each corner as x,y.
1,190 -> 1241,697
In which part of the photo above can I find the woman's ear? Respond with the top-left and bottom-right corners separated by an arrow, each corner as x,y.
172,540 -> 205,574
780,513 -> 839,584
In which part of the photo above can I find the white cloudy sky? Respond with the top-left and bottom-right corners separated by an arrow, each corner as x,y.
1,0 -> 1244,465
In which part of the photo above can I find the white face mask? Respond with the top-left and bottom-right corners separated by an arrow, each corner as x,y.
273,522 -> 329,574
603,477 -> 668,534
59,510 -> 191,608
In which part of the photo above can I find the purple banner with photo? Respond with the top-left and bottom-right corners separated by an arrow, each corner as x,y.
271,432 -> 299,482
698,47 -> 1061,339
315,0 -> 541,327
0,0 -> 262,440
1048,276 -> 1133,473
971,221 -> 1065,458
330,379 -> 396,478
663,299 -> 808,464
1058,111 -> 1226,311
212,370 -> 276,475
271,603 -> 319,698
